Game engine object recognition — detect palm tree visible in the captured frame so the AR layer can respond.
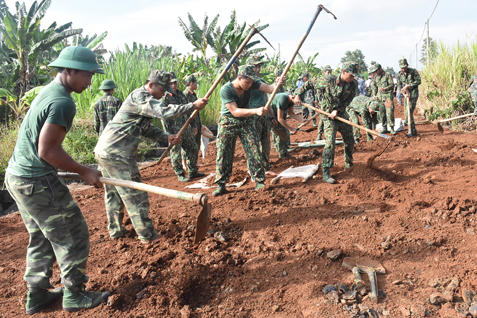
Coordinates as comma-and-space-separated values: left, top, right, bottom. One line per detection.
0, 0, 82, 97
178, 12, 219, 61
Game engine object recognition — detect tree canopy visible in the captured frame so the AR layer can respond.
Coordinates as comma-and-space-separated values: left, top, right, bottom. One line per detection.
340, 49, 367, 75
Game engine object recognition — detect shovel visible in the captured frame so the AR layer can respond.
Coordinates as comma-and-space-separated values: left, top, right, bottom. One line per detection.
402, 92, 412, 135
58, 172, 211, 245
436, 113, 475, 133
301, 102, 392, 168
343, 257, 385, 303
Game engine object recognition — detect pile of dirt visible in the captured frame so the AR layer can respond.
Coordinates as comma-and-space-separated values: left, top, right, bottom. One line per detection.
2, 105, 477, 317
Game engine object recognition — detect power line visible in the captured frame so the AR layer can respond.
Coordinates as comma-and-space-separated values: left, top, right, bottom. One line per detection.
428, 0, 440, 20
279, 31, 421, 47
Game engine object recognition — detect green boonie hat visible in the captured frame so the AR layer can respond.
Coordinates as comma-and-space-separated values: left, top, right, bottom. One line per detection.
148, 70, 174, 94
324, 65, 332, 72
237, 65, 259, 80
246, 55, 264, 66
99, 79, 118, 90
472, 75, 477, 81
368, 64, 380, 74
275, 68, 283, 76
184, 74, 197, 84
302, 72, 310, 78
342, 61, 359, 77
399, 59, 409, 68
49, 46, 104, 74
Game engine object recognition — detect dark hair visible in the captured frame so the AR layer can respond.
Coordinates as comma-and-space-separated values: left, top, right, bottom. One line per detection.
103, 89, 114, 94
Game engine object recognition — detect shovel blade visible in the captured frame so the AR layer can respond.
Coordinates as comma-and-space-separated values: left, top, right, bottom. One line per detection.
194, 203, 211, 245
356, 257, 386, 274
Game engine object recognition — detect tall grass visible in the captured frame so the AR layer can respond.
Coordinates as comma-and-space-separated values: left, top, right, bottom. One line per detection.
419, 38, 477, 122
0, 123, 20, 182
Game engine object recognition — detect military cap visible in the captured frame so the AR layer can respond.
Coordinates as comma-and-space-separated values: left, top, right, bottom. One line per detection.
275, 68, 283, 77
184, 74, 197, 84
148, 70, 174, 94
49, 46, 104, 74
369, 100, 381, 112
472, 75, 477, 81
302, 72, 310, 78
170, 71, 178, 83
237, 65, 258, 80
323, 65, 332, 72
246, 55, 264, 66
399, 59, 409, 68
342, 61, 359, 77
98, 79, 118, 90
368, 64, 380, 74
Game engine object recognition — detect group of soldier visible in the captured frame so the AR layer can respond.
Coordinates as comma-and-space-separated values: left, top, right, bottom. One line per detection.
4, 42, 428, 315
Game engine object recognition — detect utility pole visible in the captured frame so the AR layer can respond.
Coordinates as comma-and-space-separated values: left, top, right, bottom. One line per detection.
416, 43, 418, 69
426, 18, 430, 66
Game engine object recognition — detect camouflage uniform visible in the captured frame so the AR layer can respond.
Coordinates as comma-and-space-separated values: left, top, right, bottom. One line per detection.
270, 93, 294, 158
347, 96, 381, 142
468, 76, 477, 113
397, 59, 421, 136
162, 89, 200, 177
370, 65, 395, 131
315, 70, 358, 170
295, 76, 317, 125
215, 65, 266, 185
184, 86, 201, 147
250, 78, 271, 171
94, 75, 196, 241
93, 93, 123, 135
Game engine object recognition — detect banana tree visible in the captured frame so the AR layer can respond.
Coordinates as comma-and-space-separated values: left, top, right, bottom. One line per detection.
178, 12, 219, 61
0, 0, 82, 97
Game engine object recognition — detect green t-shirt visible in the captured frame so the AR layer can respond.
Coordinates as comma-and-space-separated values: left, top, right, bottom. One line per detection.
270, 93, 293, 119
7, 82, 76, 177
250, 79, 267, 109
220, 79, 262, 117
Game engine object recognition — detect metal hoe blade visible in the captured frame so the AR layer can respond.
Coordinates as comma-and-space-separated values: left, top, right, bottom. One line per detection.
249, 25, 275, 50
194, 202, 211, 245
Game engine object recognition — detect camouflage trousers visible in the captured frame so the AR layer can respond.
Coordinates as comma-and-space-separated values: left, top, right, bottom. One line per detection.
215, 116, 265, 184
378, 98, 395, 130
272, 122, 291, 158
322, 114, 355, 169
348, 109, 375, 141
170, 128, 199, 176
253, 115, 271, 171
5, 172, 90, 292
95, 154, 158, 241
302, 105, 317, 124
404, 96, 419, 135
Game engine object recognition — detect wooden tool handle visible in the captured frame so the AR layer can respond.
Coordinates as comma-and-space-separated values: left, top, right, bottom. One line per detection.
58, 172, 207, 205
297, 112, 320, 129
263, 5, 327, 112
352, 267, 365, 288
301, 103, 391, 139
438, 113, 474, 123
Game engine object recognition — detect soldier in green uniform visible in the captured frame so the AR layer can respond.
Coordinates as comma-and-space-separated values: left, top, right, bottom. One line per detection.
94, 70, 208, 242
470, 75, 477, 113
213, 65, 285, 196
275, 69, 285, 93
162, 73, 204, 182
302, 61, 358, 184
347, 95, 381, 142
296, 72, 317, 127
94, 79, 123, 135
369, 63, 396, 135
396, 58, 421, 136
4, 46, 110, 313
183, 74, 202, 149
247, 55, 277, 174
271, 93, 307, 157
316, 65, 333, 140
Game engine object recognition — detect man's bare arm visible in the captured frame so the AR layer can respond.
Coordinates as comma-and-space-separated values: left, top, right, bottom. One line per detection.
38, 123, 102, 187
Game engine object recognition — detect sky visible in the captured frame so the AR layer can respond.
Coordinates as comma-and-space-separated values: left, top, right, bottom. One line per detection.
5, 0, 477, 73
